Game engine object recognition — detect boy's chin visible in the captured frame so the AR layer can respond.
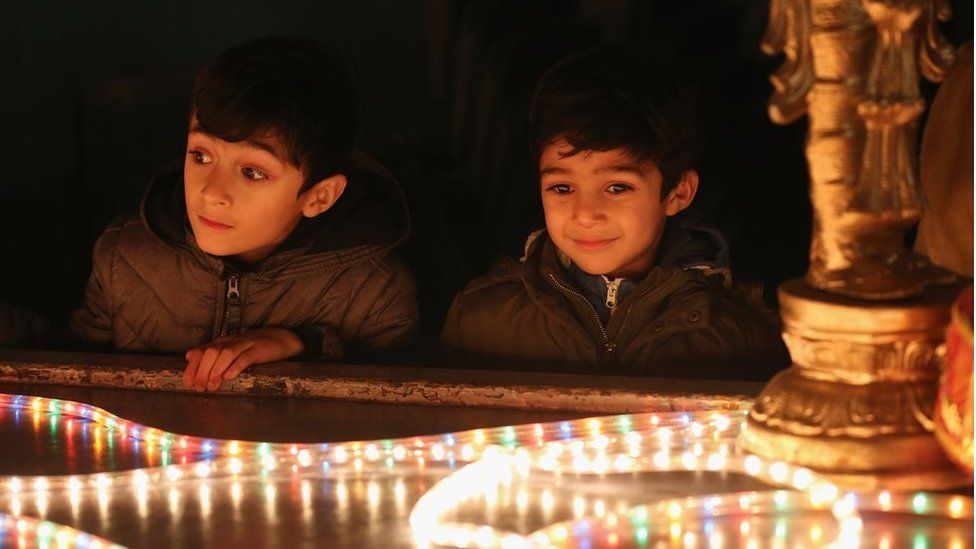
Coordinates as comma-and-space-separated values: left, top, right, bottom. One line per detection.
567, 257, 619, 277
196, 238, 276, 263
199, 247, 235, 259
193, 238, 238, 258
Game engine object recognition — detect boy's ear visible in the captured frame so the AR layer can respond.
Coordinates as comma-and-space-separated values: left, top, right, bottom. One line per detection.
664, 170, 699, 216
300, 174, 347, 218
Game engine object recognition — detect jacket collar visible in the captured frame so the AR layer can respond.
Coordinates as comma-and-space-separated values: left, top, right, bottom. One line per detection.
527, 233, 690, 295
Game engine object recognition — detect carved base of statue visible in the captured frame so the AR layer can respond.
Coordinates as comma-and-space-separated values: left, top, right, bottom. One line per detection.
811, 207, 958, 300
739, 279, 972, 490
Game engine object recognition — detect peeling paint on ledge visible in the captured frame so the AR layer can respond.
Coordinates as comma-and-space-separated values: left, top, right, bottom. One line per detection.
0, 349, 759, 413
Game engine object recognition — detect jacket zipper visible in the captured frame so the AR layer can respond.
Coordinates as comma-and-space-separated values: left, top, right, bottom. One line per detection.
547, 273, 617, 357
548, 270, 666, 363
547, 267, 690, 363
602, 276, 623, 315
219, 274, 242, 337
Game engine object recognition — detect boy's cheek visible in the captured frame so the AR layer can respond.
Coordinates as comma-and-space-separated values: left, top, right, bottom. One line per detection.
542, 206, 567, 233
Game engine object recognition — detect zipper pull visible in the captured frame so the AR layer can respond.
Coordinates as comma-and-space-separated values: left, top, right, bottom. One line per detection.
220, 274, 243, 337
603, 276, 623, 314
226, 275, 240, 303
601, 338, 618, 366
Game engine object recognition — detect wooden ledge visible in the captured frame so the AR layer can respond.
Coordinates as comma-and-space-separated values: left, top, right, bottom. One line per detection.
0, 349, 759, 413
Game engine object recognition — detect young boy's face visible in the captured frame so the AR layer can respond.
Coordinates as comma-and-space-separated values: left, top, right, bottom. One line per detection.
540, 141, 684, 279
183, 123, 308, 264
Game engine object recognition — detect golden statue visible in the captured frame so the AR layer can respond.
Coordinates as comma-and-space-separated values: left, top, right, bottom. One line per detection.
739, 0, 969, 489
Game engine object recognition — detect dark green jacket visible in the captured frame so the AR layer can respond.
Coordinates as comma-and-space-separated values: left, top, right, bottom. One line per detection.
442, 230, 788, 380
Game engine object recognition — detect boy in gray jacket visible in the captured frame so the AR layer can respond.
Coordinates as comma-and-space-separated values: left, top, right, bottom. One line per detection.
71, 38, 418, 391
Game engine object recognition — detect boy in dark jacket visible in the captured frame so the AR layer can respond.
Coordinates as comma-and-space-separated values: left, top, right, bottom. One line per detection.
442, 47, 787, 379
70, 38, 418, 390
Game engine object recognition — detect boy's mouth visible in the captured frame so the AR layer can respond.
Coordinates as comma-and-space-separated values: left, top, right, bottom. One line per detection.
198, 215, 233, 230
572, 238, 617, 251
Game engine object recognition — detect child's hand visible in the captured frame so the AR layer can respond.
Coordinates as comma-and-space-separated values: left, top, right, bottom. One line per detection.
183, 328, 304, 391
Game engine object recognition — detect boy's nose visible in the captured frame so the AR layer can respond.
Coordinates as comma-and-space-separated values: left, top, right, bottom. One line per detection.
200, 171, 232, 205
571, 195, 605, 226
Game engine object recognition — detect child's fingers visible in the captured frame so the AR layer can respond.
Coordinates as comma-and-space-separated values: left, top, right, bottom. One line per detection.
222, 350, 256, 381
183, 350, 203, 388
207, 346, 244, 391
193, 347, 222, 391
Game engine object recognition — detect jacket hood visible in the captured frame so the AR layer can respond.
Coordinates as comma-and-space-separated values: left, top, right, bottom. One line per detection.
656, 212, 730, 272
140, 152, 410, 273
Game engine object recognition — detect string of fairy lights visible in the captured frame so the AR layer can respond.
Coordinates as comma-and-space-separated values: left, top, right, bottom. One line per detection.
0, 513, 123, 549
0, 392, 972, 548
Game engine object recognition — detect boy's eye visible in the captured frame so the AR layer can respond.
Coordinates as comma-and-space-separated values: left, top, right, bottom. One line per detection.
241, 167, 269, 181
188, 150, 213, 164
546, 183, 572, 195
607, 183, 633, 194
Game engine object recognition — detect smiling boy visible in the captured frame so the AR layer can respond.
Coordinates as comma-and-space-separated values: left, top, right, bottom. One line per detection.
70, 38, 418, 390
442, 47, 787, 379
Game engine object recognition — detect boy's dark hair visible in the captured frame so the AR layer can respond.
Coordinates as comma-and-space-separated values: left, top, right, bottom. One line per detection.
191, 37, 360, 192
529, 45, 700, 198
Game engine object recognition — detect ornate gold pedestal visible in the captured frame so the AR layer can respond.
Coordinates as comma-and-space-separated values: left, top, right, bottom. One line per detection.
740, 280, 970, 489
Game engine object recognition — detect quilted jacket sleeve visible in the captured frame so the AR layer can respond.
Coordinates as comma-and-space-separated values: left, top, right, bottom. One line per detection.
295, 255, 419, 361
353, 257, 419, 349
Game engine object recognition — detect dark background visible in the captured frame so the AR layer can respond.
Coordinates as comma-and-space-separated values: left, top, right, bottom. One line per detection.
0, 0, 972, 341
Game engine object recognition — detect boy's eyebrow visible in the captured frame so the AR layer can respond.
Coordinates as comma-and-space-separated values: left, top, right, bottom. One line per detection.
594, 164, 646, 176
242, 137, 284, 160
540, 164, 648, 177
539, 166, 571, 176
187, 124, 284, 161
